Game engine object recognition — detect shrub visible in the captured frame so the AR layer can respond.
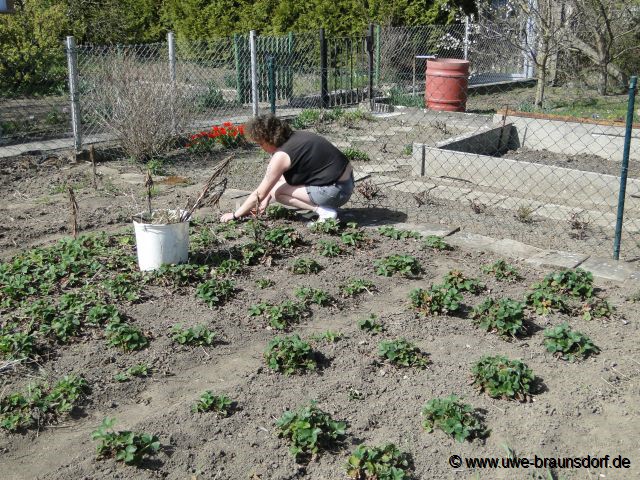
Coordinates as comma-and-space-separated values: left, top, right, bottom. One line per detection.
471, 298, 527, 338
276, 402, 346, 459
378, 339, 429, 368
544, 322, 600, 361
347, 444, 412, 479
421, 395, 488, 442
92, 417, 160, 465
471, 355, 535, 401
264, 334, 317, 374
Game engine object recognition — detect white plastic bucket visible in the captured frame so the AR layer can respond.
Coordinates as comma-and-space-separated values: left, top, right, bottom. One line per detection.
133, 210, 190, 271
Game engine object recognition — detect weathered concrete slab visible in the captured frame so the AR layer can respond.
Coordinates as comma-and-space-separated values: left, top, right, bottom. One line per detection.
534, 204, 616, 229
525, 250, 590, 269
579, 256, 640, 282
354, 164, 399, 174
494, 197, 543, 212
464, 191, 506, 206
429, 185, 472, 202
384, 222, 460, 238
350, 135, 377, 142
390, 181, 437, 194
330, 141, 351, 148
353, 172, 371, 182
435, 123, 514, 155
493, 238, 542, 259
446, 232, 498, 251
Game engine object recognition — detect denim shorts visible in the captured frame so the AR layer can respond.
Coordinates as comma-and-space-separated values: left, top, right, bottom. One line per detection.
306, 174, 355, 209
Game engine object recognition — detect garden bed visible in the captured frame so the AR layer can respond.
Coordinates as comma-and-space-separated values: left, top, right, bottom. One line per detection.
1, 191, 639, 479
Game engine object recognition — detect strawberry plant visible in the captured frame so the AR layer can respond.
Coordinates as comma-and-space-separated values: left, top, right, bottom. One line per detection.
422, 235, 453, 251
256, 278, 274, 289
92, 417, 161, 465
310, 218, 341, 234
340, 227, 368, 248
358, 314, 385, 334
241, 242, 268, 265
346, 444, 412, 480
276, 401, 347, 459
0, 331, 35, 360
378, 226, 421, 240
421, 395, 488, 442
581, 297, 615, 321
442, 270, 484, 294
374, 254, 421, 277
114, 364, 151, 382
266, 204, 296, 220
471, 355, 535, 401
525, 287, 568, 315
105, 320, 148, 352
311, 330, 344, 343
340, 278, 375, 297
1, 375, 89, 432
101, 273, 144, 302
378, 339, 429, 368
482, 260, 522, 282
171, 324, 216, 346
294, 287, 332, 306
264, 334, 317, 375
471, 298, 527, 338
544, 322, 600, 361
196, 278, 235, 307
87, 303, 124, 326
151, 263, 209, 287
213, 259, 244, 277
249, 300, 308, 330
409, 284, 462, 316
290, 258, 322, 274
192, 391, 234, 415
537, 268, 594, 299
317, 239, 343, 257
264, 226, 303, 249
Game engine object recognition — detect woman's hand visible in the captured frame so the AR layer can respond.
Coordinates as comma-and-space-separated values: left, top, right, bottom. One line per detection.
220, 212, 236, 223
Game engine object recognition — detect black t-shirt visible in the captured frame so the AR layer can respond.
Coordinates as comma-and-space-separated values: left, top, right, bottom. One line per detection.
278, 131, 349, 186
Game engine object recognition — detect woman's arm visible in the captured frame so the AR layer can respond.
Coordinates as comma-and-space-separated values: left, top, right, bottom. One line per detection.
220, 152, 290, 222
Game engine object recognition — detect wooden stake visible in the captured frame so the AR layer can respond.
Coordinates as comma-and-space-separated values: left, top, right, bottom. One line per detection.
144, 169, 153, 217
67, 185, 79, 239
90, 145, 97, 189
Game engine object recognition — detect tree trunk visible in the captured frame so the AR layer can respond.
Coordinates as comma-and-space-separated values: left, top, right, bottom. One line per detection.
535, 50, 549, 107
598, 64, 608, 95
566, 35, 627, 86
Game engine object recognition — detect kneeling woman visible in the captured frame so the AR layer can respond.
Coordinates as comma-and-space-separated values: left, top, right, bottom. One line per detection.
220, 114, 354, 223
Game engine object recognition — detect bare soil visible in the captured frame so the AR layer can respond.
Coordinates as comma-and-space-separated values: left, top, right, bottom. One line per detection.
1, 146, 639, 480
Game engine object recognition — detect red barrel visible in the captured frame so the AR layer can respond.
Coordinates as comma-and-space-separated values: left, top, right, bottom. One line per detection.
425, 58, 470, 112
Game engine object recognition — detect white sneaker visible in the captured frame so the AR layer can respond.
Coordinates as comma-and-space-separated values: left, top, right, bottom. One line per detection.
316, 206, 338, 221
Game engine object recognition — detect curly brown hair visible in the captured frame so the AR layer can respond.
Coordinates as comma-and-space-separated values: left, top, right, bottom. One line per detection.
245, 114, 292, 147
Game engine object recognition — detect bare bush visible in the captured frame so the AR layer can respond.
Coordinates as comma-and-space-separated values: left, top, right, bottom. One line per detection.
84, 50, 191, 162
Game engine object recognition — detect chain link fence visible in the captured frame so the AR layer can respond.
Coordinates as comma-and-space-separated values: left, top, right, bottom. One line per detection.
1, 21, 638, 259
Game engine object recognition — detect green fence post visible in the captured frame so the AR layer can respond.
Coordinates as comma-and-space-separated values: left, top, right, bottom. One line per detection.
375, 24, 381, 87
267, 55, 276, 114
613, 75, 637, 260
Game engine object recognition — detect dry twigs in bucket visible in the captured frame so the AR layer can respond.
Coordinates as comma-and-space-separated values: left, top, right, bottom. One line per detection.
179, 154, 233, 222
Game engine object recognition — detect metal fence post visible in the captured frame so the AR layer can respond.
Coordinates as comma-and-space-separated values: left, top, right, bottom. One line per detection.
367, 23, 374, 110
320, 28, 329, 109
613, 75, 637, 260
66, 36, 82, 153
375, 24, 381, 87
250, 30, 259, 116
464, 16, 470, 61
167, 31, 177, 134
